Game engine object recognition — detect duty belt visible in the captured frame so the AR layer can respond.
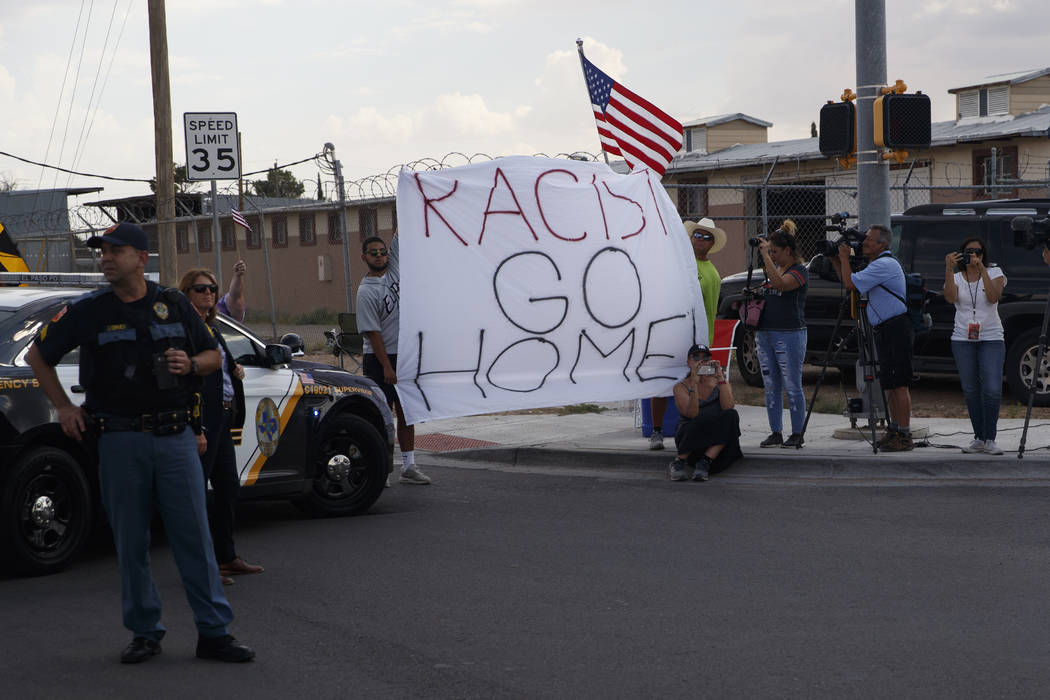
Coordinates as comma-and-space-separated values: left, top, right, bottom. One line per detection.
96, 409, 191, 435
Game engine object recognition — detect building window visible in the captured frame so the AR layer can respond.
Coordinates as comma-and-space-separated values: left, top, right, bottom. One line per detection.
958, 86, 1009, 119
328, 212, 342, 244
684, 127, 706, 154
245, 217, 261, 249
197, 222, 212, 252
176, 224, 189, 254
359, 207, 377, 243
221, 221, 236, 250
676, 177, 708, 218
272, 215, 288, 248
299, 214, 316, 246
972, 146, 1018, 198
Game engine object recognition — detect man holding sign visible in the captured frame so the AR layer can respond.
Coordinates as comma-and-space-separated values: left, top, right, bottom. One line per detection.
393, 156, 707, 425
358, 234, 432, 485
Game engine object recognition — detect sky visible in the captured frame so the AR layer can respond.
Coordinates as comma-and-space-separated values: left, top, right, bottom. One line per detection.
1, 0, 1049, 205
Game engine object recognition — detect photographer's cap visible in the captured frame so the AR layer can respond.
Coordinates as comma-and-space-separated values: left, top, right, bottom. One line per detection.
687, 343, 711, 358
86, 222, 148, 251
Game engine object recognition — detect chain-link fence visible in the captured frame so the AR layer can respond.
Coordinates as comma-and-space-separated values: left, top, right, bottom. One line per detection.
666, 179, 1050, 263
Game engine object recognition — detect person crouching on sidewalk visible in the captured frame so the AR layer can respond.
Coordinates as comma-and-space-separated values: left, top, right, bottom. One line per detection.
667, 344, 743, 482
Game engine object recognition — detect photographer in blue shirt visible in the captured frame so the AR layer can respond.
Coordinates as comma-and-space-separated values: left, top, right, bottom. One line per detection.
830, 224, 914, 451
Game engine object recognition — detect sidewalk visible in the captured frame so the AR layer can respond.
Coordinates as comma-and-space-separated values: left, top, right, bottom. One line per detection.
413, 404, 1050, 481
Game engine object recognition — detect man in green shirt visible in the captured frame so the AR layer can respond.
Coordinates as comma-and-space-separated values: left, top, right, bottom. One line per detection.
648, 217, 726, 450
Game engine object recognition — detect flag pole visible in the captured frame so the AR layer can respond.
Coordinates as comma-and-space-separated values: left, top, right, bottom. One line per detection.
576, 38, 610, 165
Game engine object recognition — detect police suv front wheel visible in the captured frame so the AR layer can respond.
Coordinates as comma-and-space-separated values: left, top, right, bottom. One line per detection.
298, 414, 388, 516
0, 447, 92, 576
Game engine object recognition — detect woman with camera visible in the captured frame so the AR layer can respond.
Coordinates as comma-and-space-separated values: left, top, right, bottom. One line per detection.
943, 237, 1007, 455
754, 220, 808, 449
668, 344, 742, 482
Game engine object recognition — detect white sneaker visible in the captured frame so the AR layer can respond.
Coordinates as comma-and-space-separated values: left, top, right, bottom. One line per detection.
649, 430, 664, 451
983, 440, 1004, 455
962, 439, 985, 454
399, 467, 432, 485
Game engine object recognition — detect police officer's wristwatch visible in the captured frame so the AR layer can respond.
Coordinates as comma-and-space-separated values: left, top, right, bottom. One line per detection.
189, 358, 199, 375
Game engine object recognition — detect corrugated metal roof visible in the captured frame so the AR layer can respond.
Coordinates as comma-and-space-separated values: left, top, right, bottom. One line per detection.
664, 106, 1050, 174
948, 67, 1050, 93
681, 113, 773, 129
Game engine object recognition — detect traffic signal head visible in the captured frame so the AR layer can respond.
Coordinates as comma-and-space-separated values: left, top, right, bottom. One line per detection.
819, 101, 856, 158
874, 93, 931, 149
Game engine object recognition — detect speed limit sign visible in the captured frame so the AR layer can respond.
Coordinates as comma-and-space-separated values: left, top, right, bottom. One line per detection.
183, 112, 240, 180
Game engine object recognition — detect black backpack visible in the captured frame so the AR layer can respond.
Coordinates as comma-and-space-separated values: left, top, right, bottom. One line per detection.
878, 258, 932, 335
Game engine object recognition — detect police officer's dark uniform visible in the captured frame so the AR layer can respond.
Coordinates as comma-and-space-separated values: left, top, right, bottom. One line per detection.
27, 223, 254, 664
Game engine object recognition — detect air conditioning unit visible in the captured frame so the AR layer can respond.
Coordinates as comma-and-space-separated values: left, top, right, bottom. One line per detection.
317, 254, 332, 281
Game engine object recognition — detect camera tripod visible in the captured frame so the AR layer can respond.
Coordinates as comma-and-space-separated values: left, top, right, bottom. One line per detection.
799, 287, 890, 454
1017, 280, 1050, 459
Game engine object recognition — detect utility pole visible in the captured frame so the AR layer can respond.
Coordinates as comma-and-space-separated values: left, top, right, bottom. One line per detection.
324, 143, 354, 313
148, 0, 176, 285
855, 0, 891, 231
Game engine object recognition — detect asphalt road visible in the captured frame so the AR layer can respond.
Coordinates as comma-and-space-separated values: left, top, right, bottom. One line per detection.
3, 460, 1050, 699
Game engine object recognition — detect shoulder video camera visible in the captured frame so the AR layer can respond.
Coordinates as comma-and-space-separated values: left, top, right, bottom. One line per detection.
1011, 215, 1050, 251
815, 212, 864, 257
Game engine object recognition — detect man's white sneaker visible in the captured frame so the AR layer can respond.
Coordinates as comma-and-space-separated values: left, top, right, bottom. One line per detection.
962, 439, 985, 454
983, 440, 1004, 455
649, 430, 664, 451
399, 467, 432, 485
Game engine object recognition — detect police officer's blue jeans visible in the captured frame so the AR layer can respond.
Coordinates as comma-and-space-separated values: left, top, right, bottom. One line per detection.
951, 339, 1005, 441
97, 428, 233, 641
755, 328, 807, 435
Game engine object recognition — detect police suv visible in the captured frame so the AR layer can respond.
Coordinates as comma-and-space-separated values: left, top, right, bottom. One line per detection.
0, 272, 394, 576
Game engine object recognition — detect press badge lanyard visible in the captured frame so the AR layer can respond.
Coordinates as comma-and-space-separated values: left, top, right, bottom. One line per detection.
966, 273, 981, 340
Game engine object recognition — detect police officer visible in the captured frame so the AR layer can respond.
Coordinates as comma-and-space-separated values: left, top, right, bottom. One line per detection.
26, 223, 255, 664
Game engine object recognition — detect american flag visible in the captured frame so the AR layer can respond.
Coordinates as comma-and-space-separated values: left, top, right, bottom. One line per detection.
580, 55, 683, 176
231, 208, 252, 232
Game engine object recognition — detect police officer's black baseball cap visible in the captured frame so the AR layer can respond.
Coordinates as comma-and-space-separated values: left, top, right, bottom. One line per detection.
86, 222, 148, 250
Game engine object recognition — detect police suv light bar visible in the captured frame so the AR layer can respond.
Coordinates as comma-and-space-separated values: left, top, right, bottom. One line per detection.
0, 272, 108, 286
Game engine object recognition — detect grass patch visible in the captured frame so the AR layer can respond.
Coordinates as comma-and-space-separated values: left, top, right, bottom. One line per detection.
557, 403, 608, 416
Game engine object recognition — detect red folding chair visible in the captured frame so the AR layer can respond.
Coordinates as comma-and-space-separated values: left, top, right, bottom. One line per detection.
709, 319, 739, 370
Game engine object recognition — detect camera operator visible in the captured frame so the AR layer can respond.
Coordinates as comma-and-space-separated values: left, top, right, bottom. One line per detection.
829, 224, 914, 451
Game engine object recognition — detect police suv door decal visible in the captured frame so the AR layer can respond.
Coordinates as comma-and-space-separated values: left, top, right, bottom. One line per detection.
237, 368, 303, 485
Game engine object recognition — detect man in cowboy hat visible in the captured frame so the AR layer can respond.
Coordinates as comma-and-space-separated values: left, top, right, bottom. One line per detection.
649, 217, 727, 451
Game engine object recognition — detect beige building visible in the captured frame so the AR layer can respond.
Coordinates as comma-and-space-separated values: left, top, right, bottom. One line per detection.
664, 68, 1050, 275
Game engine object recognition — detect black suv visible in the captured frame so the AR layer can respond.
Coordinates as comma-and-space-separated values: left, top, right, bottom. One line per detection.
718, 199, 1050, 405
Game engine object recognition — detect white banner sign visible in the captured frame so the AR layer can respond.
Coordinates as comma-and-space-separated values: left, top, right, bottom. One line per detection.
395, 156, 706, 424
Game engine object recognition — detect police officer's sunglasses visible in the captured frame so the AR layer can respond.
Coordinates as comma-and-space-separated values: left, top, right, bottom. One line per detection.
190, 284, 219, 294
366, 248, 389, 257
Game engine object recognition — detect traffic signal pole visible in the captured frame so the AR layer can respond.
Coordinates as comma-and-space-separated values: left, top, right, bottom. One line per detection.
855, 0, 891, 231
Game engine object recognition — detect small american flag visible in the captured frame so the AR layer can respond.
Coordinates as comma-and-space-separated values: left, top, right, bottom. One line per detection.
231, 209, 252, 232
580, 54, 683, 176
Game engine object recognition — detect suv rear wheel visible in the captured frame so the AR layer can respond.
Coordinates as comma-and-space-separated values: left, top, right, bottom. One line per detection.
735, 327, 763, 387
1005, 329, 1050, 406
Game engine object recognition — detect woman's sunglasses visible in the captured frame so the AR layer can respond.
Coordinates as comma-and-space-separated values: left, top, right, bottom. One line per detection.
190, 283, 218, 294
963, 248, 984, 256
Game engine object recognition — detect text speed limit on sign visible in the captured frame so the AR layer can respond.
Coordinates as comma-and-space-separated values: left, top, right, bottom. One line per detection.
183, 112, 240, 180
